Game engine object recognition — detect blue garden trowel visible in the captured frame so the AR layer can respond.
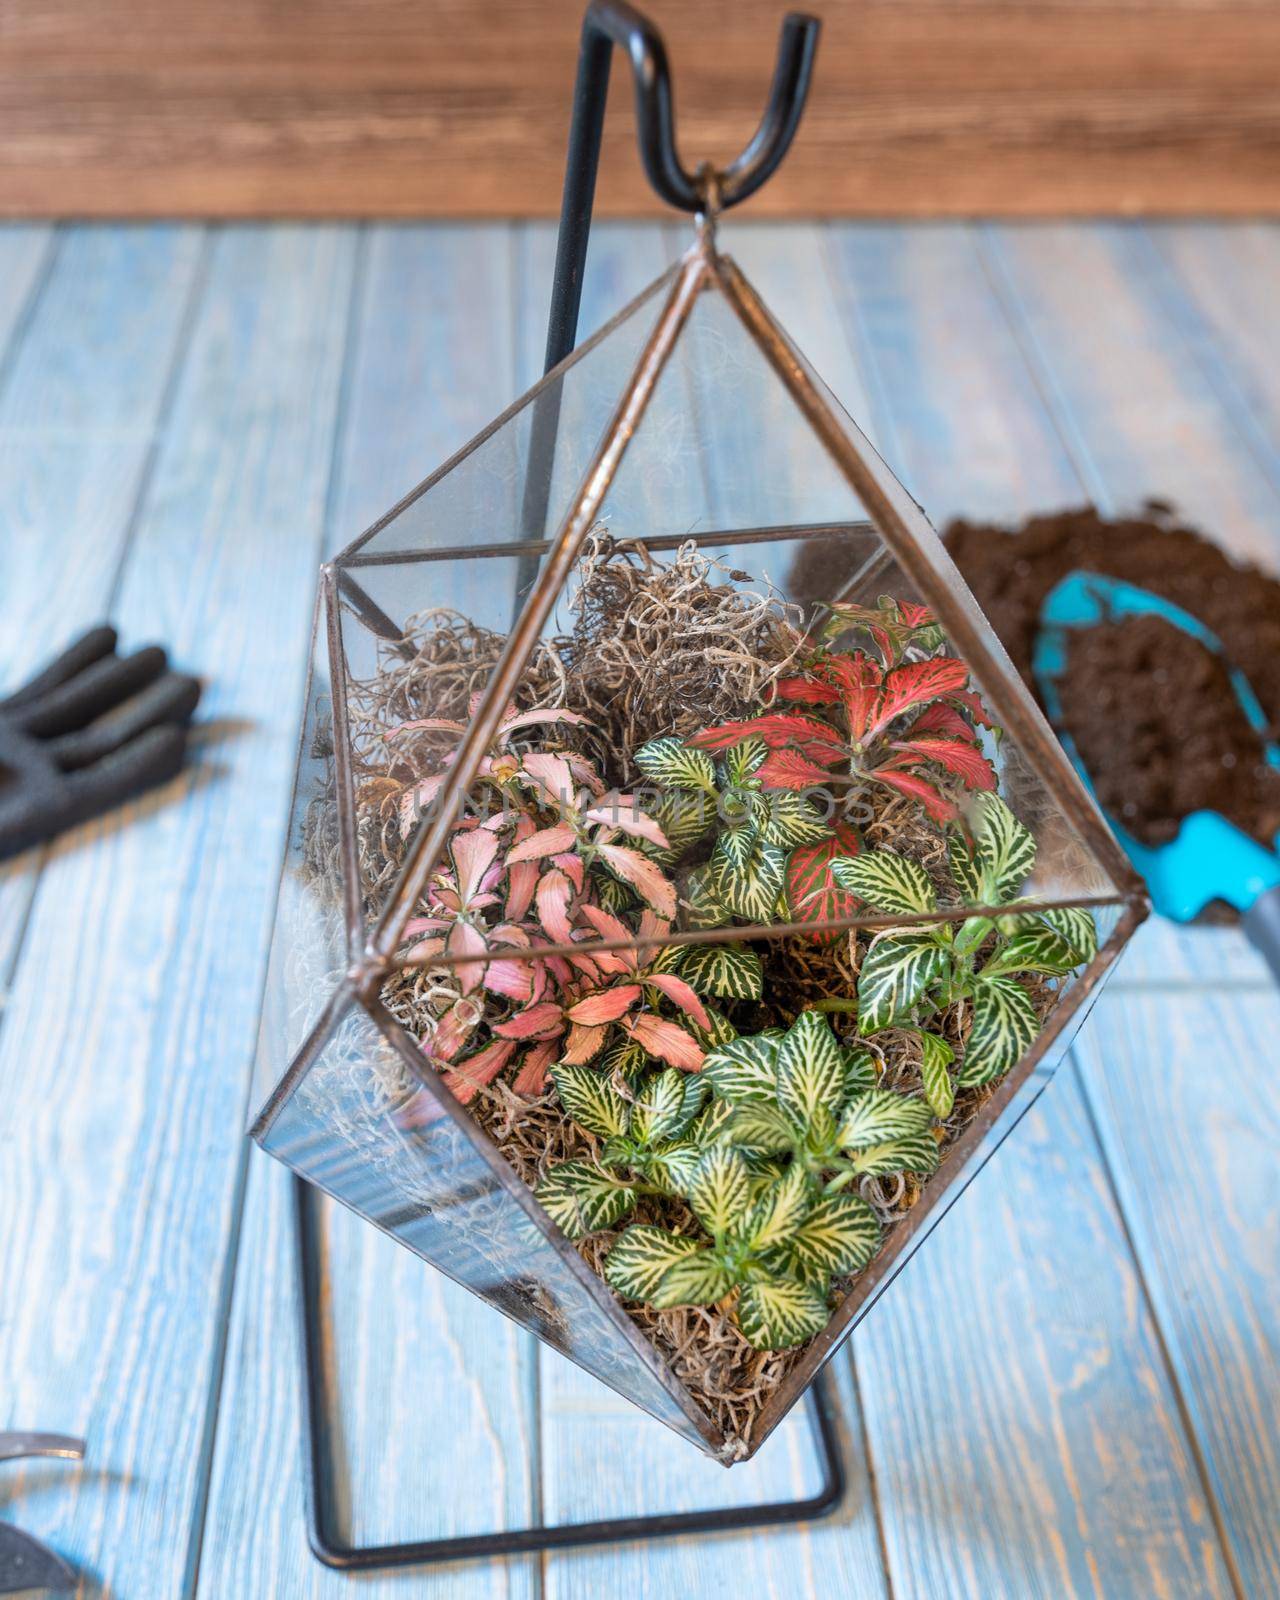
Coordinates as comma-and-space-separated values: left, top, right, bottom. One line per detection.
1032, 571, 1280, 986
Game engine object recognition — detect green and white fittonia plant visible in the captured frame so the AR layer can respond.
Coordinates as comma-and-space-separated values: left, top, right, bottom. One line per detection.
829, 792, 1097, 1116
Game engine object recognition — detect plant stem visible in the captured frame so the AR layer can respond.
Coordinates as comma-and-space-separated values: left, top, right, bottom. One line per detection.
811, 997, 859, 1015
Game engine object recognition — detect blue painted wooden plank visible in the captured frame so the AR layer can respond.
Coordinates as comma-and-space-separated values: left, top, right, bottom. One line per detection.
196, 224, 540, 1600
1075, 990, 1280, 1598
0, 225, 355, 1600
0, 224, 204, 997
825, 221, 1264, 989
854, 1064, 1236, 1599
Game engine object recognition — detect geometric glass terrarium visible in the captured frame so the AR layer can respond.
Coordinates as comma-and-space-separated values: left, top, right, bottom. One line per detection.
249, 228, 1148, 1464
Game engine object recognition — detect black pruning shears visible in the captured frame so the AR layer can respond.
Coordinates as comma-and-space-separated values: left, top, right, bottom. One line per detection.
0, 1434, 85, 1593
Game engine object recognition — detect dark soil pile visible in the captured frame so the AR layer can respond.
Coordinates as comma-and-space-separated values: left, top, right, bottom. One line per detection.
946, 501, 1280, 849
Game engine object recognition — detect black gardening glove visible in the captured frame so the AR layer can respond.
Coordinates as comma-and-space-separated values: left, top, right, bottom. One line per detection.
0, 626, 201, 861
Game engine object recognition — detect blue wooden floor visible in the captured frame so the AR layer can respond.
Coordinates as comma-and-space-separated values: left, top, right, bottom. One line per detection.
0, 220, 1277, 1600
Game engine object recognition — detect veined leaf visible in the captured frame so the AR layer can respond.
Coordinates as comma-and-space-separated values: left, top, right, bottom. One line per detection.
841, 1044, 878, 1096
947, 828, 985, 904
689, 1096, 737, 1147
918, 1030, 956, 1119
715, 822, 757, 875
983, 927, 1078, 977
689, 1005, 739, 1049
683, 864, 731, 930
650, 790, 715, 859
737, 1166, 811, 1252
707, 837, 788, 924
630, 1069, 691, 1145
830, 850, 936, 915
650, 1251, 737, 1309
700, 1033, 782, 1105
688, 711, 845, 758
535, 1162, 636, 1239
550, 1063, 629, 1139
889, 734, 996, 791
972, 793, 1036, 901
775, 1011, 847, 1130
605, 1226, 703, 1302
837, 1088, 934, 1149
675, 941, 764, 1001
736, 1275, 830, 1350
595, 873, 636, 915
596, 1036, 650, 1084
845, 1130, 941, 1178
720, 736, 769, 787
857, 928, 949, 1033
757, 791, 831, 850
727, 1102, 797, 1155
1040, 905, 1098, 963
784, 822, 863, 943
757, 747, 839, 790
960, 975, 1039, 1084
634, 735, 717, 791
686, 1145, 753, 1237
781, 1193, 881, 1283
869, 657, 971, 738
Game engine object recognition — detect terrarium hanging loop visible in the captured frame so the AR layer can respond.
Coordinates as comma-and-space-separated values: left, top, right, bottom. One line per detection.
694, 160, 725, 248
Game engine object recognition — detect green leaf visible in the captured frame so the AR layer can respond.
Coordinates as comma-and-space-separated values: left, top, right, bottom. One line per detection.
650, 790, 715, 859
535, 1162, 636, 1239
649, 1251, 737, 1308
1040, 905, 1098, 963
700, 1033, 782, 1105
737, 1165, 811, 1252
686, 1145, 753, 1236
736, 1275, 830, 1350
831, 850, 937, 915
972, 793, 1036, 902
857, 929, 949, 1033
605, 1226, 704, 1302
758, 791, 831, 850
683, 864, 732, 930
918, 1030, 956, 1118
841, 1043, 878, 1097
715, 822, 757, 874
727, 1102, 797, 1155
983, 927, 1078, 978
630, 1069, 692, 1145
647, 1143, 704, 1193
550, 1063, 629, 1140
596, 1036, 651, 1084
708, 836, 788, 924
634, 736, 717, 792
676, 942, 764, 1000
595, 873, 636, 914
845, 1130, 941, 1178
720, 737, 769, 786
781, 1193, 881, 1283
775, 1011, 847, 1130
838, 1088, 934, 1149
688, 1096, 737, 1147
960, 975, 1039, 1084
947, 829, 986, 903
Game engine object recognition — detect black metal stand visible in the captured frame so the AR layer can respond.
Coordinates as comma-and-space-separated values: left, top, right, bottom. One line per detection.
293, 1178, 846, 1571
291, 3, 841, 1571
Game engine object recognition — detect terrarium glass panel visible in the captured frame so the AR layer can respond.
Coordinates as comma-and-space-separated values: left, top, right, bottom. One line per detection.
251, 240, 1145, 1464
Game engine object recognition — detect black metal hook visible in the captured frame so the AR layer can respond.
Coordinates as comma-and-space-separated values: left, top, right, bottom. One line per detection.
544, 1, 820, 371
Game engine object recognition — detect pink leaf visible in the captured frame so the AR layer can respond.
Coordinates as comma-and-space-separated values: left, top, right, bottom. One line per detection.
483, 958, 536, 1001
644, 973, 711, 1030
520, 751, 578, 807
451, 827, 501, 905
446, 918, 489, 993
513, 1039, 558, 1096
429, 999, 483, 1063
562, 1021, 609, 1064
399, 772, 449, 839
784, 821, 864, 943
585, 799, 668, 850
443, 1038, 518, 1104
497, 707, 591, 743
508, 822, 578, 864
385, 717, 465, 741
405, 936, 446, 962
577, 902, 635, 948
536, 868, 575, 942
623, 1013, 705, 1072
404, 915, 449, 937
551, 852, 585, 892
567, 984, 643, 1025
494, 1002, 565, 1041
596, 843, 677, 919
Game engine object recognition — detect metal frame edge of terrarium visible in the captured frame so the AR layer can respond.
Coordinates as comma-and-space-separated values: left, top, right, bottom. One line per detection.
254, 230, 1150, 1465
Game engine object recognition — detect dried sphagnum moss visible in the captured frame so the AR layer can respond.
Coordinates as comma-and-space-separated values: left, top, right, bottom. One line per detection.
324, 533, 1053, 1452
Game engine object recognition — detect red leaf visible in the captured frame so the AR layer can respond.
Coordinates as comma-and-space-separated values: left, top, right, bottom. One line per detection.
888, 736, 997, 791
897, 600, 935, 628
596, 843, 677, 919
873, 768, 960, 823
946, 687, 998, 730
622, 1013, 705, 1071
687, 712, 845, 756
869, 657, 971, 737
756, 747, 840, 790
773, 673, 842, 706
567, 984, 643, 1024
906, 702, 977, 742
784, 822, 863, 943
815, 651, 883, 742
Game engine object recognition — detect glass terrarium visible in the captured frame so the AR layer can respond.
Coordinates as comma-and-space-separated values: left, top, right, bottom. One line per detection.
249, 232, 1148, 1464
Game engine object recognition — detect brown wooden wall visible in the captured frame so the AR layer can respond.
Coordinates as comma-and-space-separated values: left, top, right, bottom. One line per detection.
3, 0, 1279, 217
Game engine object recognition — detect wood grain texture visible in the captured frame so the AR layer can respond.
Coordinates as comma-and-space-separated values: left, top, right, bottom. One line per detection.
197, 222, 543, 1595
1075, 991, 1280, 1598
854, 1065, 1236, 1599
2, 2, 1279, 217
824, 219, 1271, 987
0, 225, 355, 1599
